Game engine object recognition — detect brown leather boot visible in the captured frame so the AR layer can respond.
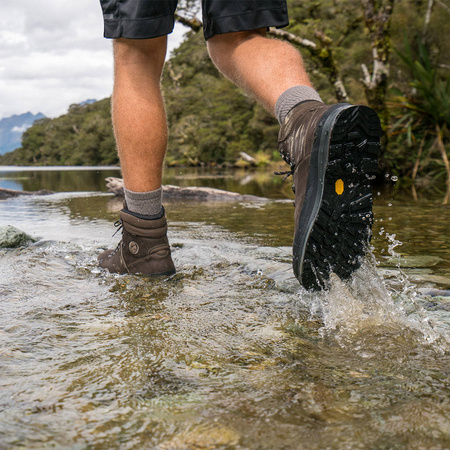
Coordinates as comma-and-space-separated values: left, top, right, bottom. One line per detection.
278, 101, 381, 290
98, 208, 176, 276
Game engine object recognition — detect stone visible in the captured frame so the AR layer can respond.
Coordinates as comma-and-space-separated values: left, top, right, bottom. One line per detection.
380, 255, 444, 268
159, 424, 240, 449
407, 273, 450, 288
0, 226, 36, 248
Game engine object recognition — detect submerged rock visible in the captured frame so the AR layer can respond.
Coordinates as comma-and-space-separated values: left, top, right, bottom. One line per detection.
407, 272, 450, 288
417, 288, 450, 298
159, 424, 240, 449
0, 226, 36, 248
380, 255, 444, 268
0, 187, 54, 199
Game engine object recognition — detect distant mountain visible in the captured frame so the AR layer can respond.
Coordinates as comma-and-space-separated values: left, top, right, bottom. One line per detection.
0, 112, 46, 155
79, 99, 97, 106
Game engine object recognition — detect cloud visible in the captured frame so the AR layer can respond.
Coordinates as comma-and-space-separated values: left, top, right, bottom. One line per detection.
0, 0, 187, 120
12, 125, 29, 133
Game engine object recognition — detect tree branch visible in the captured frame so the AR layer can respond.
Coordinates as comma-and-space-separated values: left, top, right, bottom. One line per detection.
435, 124, 450, 204
267, 28, 317, 50
437, 0, 450, 13
174, 13, 202, 32
360, 0, 395, 138
360, 63, 371, 87
424, 0, 435, 33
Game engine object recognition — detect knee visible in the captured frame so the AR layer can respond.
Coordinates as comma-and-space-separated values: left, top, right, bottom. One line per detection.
113, 36, 167, 70
207, 28, 266, 64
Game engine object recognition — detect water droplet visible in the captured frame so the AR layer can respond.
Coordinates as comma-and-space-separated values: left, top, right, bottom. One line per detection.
391, 175, 398, 182
386, 232, 403, 258
385, 173, 390, 178
388, 217, 392, 220
377, 191, 381, 196
388, 203, 392, 207
379, 218, 383, 222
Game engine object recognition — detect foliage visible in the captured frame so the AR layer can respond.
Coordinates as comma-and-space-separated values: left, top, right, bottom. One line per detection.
286, 0, 370, 103
392, 37, 450, 203
393, 36, 450, 130
0, 99, 116, 166
389, 36, 450, 198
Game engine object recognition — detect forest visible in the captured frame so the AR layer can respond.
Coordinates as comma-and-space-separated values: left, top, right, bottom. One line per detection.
1, 0, 449, 193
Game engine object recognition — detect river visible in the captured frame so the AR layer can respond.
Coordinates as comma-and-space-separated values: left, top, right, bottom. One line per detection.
1, 166, 449, 448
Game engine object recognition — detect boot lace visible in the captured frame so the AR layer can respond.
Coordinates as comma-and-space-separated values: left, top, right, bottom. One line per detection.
109, 220, 124, 256
274, 168, 294, 181
275, 140, 295, 180
112, 219, 123, 237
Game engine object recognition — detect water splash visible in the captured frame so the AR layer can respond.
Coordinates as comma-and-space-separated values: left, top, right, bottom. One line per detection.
295, 243, 449, 352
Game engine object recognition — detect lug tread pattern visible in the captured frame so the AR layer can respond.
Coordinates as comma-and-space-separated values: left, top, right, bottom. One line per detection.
300, 106, 381, 290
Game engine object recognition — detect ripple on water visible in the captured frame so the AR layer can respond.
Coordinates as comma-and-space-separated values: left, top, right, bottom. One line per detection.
0, 195, 449, 448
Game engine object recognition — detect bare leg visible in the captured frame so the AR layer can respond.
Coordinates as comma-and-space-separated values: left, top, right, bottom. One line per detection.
99, 37, 176, 275
112, 37, 167, 192
207, 29, 313, 116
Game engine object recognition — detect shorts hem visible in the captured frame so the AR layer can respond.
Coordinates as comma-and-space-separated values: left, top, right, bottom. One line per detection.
103, 15, 175, 39
203, 7, 289, 40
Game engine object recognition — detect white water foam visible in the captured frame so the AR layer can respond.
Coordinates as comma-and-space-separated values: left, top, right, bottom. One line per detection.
295, 236, 449, 351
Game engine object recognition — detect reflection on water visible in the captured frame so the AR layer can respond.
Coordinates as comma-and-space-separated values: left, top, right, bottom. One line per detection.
0, 166, 295, 198
0, 166, 122, 193
0, 167, 449, 448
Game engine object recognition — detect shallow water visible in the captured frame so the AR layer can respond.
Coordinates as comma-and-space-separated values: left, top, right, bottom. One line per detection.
1, 167, 449, 449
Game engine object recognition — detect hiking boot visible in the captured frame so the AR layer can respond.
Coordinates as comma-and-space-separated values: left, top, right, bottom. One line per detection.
277, 101, 381, 290
98, 207, 176, 276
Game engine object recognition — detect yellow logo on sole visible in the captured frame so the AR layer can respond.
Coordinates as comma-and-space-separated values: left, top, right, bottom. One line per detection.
335, 179, 344, 195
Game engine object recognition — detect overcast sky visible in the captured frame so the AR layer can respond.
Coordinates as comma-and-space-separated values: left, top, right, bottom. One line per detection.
0, 0, 187, 120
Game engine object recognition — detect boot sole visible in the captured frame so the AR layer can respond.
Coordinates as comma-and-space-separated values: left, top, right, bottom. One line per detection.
293, 104, 381, 290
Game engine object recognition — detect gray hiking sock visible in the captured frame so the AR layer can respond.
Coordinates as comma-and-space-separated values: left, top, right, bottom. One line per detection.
275, 86, 323, 124
124, 187, 163, 217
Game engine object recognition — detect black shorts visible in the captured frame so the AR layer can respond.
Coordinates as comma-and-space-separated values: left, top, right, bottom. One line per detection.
100, 0, 289, 40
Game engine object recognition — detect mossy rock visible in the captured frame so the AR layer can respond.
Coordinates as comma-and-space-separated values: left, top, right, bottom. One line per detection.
0, 226, 36, 248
